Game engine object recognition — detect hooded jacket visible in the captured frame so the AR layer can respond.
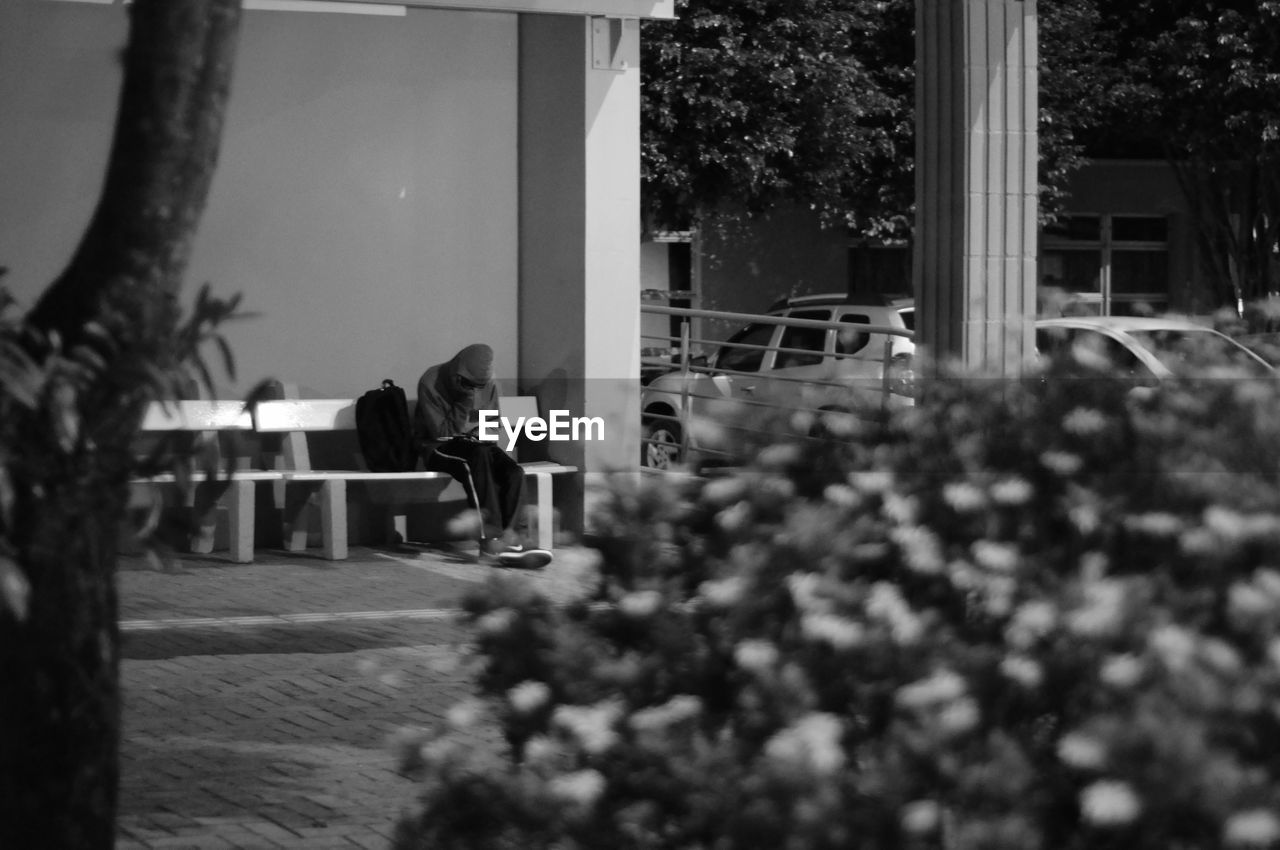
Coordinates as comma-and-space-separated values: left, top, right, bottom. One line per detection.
414, 344, 501, 457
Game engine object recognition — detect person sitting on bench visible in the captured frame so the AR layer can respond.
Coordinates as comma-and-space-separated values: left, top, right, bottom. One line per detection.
413, 343, 552, 569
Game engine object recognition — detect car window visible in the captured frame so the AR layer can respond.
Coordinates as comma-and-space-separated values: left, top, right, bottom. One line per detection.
775, 309, 830, 369
1127, 329, 1274, 377
898, 308, 914, 332
717, 323, 776, 373
836, 315, 871, 355
1038, 327, 1150, 377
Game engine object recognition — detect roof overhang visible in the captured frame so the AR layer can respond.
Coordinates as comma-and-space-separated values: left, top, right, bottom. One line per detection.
383, 0, 674, 17
46, 0, 676, 20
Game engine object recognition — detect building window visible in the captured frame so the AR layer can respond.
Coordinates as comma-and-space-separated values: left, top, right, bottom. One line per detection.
1040, 215, 1170, 315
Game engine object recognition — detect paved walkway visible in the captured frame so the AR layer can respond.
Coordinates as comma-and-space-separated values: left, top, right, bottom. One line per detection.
116, 543, 597, 849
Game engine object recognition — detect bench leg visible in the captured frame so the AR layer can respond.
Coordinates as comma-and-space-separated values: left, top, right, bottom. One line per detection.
282, 482, 315, 553
225, 479, 254, 564
384, 511, 408, 545
186, 483, 217, 555
188, 479, 255, 563
319, 479, 347, 560
527, 471, 554, 551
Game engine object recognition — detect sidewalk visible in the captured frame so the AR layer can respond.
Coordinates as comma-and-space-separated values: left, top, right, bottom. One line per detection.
117, 543, 595, 849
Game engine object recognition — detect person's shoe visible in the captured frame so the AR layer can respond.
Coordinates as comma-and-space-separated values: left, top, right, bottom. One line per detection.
494, 544, 552, 570
479, 537, 507, 558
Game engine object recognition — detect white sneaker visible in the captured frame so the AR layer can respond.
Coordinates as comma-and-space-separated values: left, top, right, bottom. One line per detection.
495, 544, 552, 570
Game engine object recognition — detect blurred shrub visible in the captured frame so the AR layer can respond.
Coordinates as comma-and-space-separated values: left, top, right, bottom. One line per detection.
392, 350, 1280, 850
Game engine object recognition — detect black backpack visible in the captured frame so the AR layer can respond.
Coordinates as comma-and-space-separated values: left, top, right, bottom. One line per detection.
355, 379, 417, 472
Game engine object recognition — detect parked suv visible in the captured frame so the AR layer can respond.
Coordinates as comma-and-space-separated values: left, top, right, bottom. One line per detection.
641, 295, 915, 468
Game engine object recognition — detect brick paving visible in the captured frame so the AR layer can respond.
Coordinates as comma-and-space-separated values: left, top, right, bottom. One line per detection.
116, 543, 598, 849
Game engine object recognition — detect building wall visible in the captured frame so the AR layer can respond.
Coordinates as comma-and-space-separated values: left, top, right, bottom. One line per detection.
1055, 159, 1207, 312
0, 1, 520, 399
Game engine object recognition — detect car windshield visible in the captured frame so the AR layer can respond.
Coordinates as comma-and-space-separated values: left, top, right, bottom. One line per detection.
1126, 329, 1273, 377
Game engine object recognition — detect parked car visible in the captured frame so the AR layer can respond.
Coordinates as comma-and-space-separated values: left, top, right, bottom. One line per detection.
1035, 316, 1275, 381
641, 295, 915, 468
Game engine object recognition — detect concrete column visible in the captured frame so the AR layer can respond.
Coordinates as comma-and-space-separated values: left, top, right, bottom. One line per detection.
913, 0, 1038, 375
518, 14, 642, 495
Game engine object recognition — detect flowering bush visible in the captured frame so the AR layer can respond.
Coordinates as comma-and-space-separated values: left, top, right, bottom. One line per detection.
392, 352, 1280, 850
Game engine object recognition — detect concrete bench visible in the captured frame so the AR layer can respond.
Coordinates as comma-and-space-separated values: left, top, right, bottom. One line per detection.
132, 400, 283, 563
253, 395, 577, 560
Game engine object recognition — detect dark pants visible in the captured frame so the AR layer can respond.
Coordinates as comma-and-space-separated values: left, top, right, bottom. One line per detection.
426, 438, 524, 540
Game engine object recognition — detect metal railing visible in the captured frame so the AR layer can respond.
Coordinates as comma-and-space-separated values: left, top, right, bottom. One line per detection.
640, 303, 916, 469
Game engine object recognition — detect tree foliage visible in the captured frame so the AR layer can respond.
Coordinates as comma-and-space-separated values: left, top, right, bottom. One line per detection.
1090, 0, 1280, 305
641, 0, 1125, 235
641, 0, 914, 235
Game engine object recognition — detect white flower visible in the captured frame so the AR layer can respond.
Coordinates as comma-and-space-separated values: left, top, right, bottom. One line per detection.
734, 639, 780, 674
896, 669, 967, 711
619, 589, 664, 618
717, 501, 752, 532
764, 713, 845, 776
1006, 600, 1058, 649
936, 697, 981, 736
800, 612, 865, 650
523, 734, 561, 768
759, 443, 803, 469
1229, 581, 1273, 625
1149, 625, 1196, 672
555, 547, 603, 600
787, 572, 827, 614
552, 702, 622, 755
866, 581, 924, 644
900, 800, 942, 835
1205, 506, 1249, 542
548, 768, 607, 810
1099, 654, 1144, 689
1063, 407, 1108, 436
1256, 569, 1280, 598
446, 699, 487, 730
943, 481, 987, 513
629, 695, 702, 734
972, 540, 1020, 573
1057, 731, 1108, 770
703, 476, 748, 506
990, 477, 1033, 506
823, 483, 862, 509
1201, 638, 1242, 675
1041, 450, 1083, 476
1070, 504, 1101, 535
419, 736, 464, 767
849, 470, 894, 494
1125, 512, 1183, 537
999, 655, 1043, 689
1223, 809, 1280, 848
508, 680, 551, 714
476, 607, 518, 637
1067, 580, 1127, 638
1079, 780, 1141, 827
698, 576, 746, 608
891, 526, 945, 575
882, 493, 920, 524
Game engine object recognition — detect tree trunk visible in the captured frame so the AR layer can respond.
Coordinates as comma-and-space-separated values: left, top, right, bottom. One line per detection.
0, 1, 241, 847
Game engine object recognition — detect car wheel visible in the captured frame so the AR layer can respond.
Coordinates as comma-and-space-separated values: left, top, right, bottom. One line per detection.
642, 416, 683, 469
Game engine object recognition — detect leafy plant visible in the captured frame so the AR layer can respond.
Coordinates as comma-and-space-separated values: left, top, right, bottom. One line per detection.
393, 348, 1280, 850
